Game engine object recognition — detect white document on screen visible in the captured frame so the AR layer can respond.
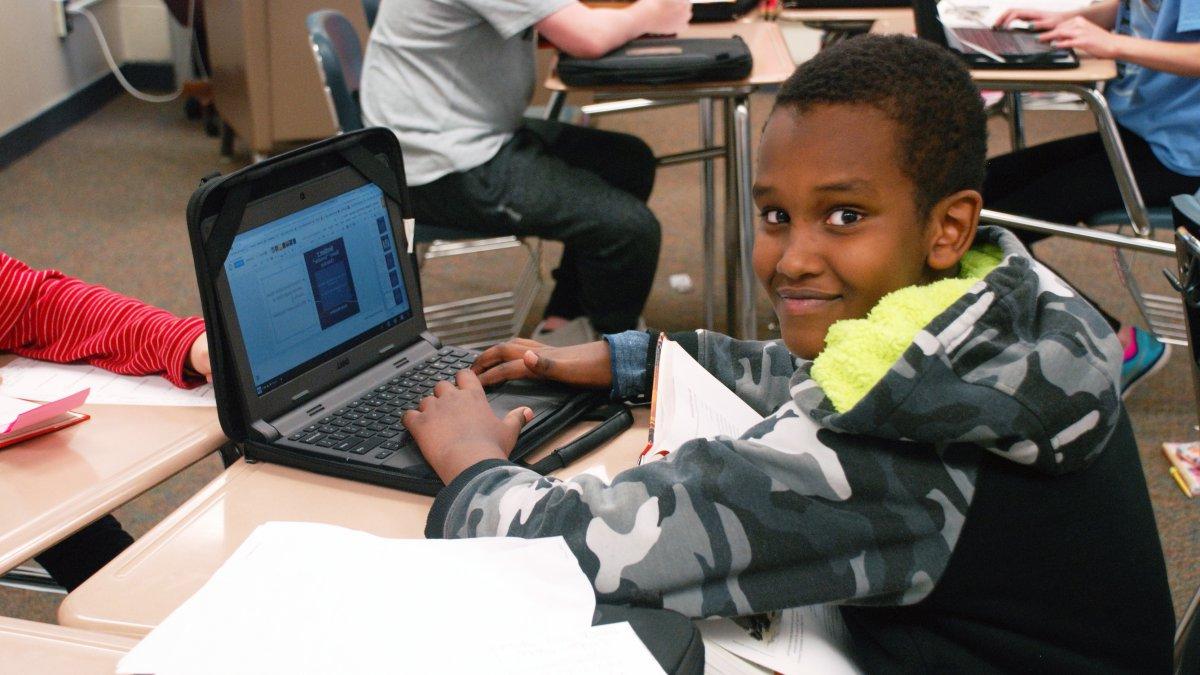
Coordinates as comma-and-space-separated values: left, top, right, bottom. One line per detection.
117, 522, 664, 675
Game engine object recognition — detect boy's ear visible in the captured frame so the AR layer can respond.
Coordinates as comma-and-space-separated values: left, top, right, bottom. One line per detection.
925, 189, 982, 272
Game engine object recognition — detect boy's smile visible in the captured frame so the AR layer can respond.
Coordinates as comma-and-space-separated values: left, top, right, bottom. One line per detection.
752, 104, 947, 360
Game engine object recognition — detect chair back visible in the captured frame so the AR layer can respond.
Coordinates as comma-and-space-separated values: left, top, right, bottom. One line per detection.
361, 0, 381, 28
305, 10, 365, 133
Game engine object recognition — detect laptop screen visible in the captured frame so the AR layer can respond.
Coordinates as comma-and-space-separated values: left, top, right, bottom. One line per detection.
224, 182, 413, 396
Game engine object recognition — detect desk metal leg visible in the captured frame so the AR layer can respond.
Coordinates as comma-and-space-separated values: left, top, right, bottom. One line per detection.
700, 98, 716, 331
544, 90, 567, 121
1073, 86, 1151, 236
1006, 92, 1025, 151
732, 95, 757, 340
723, 98, 740, 335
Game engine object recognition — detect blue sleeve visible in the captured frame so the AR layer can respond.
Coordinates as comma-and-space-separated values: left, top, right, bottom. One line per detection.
1178, 0, 1200, 32
602, 330, 651, 402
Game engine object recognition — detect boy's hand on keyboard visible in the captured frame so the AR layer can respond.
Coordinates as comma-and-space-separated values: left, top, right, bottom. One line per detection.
473, 339, 612, 389
993, 8, 1069, 31
404, 369, 534, 483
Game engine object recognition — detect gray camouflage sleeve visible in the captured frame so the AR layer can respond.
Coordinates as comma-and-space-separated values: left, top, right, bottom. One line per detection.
686, 330, 803, 416
426, 407, 981, 618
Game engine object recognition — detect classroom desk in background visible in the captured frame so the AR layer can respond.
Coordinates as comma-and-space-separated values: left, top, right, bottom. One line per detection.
0, 617, 134, 675
545, 21, 795, 340
0, 356, 225, 579
57, 408, 652, 637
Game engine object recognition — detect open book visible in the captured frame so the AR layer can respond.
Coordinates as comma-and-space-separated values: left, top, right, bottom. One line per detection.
641, 335, 764, 464
0, 388, 89, 449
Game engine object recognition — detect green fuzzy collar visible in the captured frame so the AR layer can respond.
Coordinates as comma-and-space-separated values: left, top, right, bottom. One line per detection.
810, 245, 1003, 413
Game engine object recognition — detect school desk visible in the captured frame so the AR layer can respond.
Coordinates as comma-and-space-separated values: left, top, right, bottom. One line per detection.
0, 617, 134, 675
57, 408, 652, 637
544, 21, 795, 340
0, 356, 225, 583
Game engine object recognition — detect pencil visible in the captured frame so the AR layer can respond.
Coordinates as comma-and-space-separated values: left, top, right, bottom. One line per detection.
1169, 466, 1193, 498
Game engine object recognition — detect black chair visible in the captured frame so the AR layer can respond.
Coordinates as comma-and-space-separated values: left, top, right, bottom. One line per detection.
1168, 189, 1200, 675
305, 9, 543, 349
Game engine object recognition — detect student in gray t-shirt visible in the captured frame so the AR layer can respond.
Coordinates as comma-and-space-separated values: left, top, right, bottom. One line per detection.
361, 0, 690, 335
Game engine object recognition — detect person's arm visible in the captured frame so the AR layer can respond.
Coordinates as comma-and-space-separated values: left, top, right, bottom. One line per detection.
1040, 24, 1200, 75
995, 0, 1119, 31
0, 252, 208, 388
417, 378, 980, 616
536, 0, 691, 59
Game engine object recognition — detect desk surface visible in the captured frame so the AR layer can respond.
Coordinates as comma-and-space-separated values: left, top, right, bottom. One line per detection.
0, 617, 134, 674
863, 10, 1117, 82
544, 21, 796, 92
0, 363, 225, 575
58, 408, 651, 637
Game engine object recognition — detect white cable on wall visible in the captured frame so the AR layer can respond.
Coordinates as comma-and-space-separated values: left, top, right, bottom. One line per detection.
61, 0, 199, 104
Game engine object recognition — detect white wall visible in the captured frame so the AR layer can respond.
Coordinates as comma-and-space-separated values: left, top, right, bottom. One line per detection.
0, 0, 174, 137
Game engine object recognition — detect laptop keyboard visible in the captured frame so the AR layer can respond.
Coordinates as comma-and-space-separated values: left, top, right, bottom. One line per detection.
285, 347, 476, 462
954, 28, 1056, 56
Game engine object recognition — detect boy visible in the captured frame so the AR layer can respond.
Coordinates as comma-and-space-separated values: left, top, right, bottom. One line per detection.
404, 36, 1174, 670
1, 251, 211, 590
361, 0, 690, 338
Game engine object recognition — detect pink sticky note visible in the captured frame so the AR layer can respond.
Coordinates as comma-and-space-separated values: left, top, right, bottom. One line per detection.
2, 388, 90, 434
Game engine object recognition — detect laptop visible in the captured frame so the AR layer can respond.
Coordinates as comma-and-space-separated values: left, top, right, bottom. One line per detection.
190, 131, 607, 493
912, 0, 1078, 69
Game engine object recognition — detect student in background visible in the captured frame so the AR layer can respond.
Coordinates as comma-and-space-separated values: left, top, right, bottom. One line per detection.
403, 36, 1174, 669
360, 0, 690, 342
0, 251, 211, 590
986, 0, 1200, 395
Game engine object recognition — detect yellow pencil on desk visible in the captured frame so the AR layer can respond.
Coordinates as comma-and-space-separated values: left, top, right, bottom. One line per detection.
1169, 467, 1193, 497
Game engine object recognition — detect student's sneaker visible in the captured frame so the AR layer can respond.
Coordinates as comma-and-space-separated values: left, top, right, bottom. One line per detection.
1120, 327, 1170, 399
531, 317, 598, 347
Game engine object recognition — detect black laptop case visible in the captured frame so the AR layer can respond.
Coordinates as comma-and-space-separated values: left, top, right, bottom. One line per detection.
186, 128, 629, 495
557, 36, 753, 86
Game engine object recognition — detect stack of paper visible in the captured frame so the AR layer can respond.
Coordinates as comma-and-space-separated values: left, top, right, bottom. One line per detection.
698, 605, 861, 675
117, 523, 665, 675
642, 337, 764, 463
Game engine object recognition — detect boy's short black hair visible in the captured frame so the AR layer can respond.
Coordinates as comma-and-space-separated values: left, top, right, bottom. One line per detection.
774, 34, 987, 217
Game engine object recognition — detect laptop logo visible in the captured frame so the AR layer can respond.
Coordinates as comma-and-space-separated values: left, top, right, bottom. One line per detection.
336, 357, 350, 370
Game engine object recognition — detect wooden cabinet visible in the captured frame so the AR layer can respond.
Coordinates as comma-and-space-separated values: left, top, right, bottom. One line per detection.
204, 0, 369, 157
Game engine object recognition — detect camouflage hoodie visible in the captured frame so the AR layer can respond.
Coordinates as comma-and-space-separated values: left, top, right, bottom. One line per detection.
425, 226, 1124, 618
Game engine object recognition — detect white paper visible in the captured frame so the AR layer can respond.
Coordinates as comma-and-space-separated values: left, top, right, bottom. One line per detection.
0, 357, 214, 407
644, 339, 764, 463
118, 523, 661, 675
697, 606, 860, 675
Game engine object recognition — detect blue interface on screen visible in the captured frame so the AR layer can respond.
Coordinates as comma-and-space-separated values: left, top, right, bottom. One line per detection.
225, 183, 412, 396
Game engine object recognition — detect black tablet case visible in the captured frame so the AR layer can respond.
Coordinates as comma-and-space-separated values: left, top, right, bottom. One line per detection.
557, 36, 753, 86
186, 128, 629, 495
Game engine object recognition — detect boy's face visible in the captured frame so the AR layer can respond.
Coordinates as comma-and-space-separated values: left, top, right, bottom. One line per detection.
752, 104, 942, 360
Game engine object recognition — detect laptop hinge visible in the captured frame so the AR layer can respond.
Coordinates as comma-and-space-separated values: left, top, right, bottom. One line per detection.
251, 419, 280, 442
421, 331, 442, 349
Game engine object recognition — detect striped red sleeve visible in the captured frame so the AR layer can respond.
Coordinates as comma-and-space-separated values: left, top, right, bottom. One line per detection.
0, 251, 207, 389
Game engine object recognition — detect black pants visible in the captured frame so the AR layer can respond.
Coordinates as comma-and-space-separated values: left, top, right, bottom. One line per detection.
983, 126, 1200, 330
410, 119, 661, 334
34, 514, 132, 591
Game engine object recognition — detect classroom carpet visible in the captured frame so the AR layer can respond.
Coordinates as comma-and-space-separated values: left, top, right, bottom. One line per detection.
0, 88, 1196, 629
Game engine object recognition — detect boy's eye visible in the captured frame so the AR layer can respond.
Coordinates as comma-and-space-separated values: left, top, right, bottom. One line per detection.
761, 208, 790, 226
826, 208, 864, 227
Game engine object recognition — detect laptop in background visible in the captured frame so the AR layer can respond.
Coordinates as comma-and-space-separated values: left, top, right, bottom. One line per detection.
911, 0, 1078, 69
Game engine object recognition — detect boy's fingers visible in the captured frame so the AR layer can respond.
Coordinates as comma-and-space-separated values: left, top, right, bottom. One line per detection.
455, 368, 484, 392
524, 350, 554, 377
500, 406, 534, 444
432, 380, 455, 397
477, 360, 531, 386
402, 409, 420, 428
